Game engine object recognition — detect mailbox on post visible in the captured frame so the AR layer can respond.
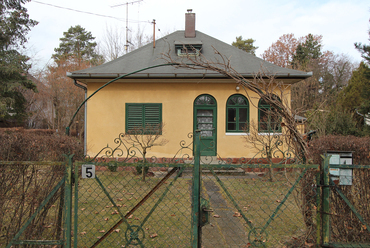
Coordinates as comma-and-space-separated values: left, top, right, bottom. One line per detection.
327, 151, 353, 186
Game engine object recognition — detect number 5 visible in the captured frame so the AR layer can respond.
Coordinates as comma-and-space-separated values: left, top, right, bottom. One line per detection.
82, 164, 95, 178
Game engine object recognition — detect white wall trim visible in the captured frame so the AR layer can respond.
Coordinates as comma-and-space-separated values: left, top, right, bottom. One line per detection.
225, 132, 249, 136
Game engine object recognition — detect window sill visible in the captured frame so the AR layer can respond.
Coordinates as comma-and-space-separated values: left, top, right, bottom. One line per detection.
257, 133, 282, 136
225, 132, 249, 136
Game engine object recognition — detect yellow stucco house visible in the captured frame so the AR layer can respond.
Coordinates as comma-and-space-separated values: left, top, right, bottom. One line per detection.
67, 11, 311, 160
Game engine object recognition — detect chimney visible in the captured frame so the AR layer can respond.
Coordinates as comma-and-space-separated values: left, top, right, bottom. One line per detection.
185, 9, 195, 38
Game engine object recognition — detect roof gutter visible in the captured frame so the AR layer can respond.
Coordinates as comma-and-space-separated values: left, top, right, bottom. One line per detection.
67, 71, 313, 80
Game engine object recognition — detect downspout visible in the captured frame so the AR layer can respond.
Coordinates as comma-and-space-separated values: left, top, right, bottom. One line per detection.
73, 79, 87, 156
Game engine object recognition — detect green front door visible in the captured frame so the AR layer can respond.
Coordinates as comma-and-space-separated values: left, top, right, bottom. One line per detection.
194, 95, 217, 156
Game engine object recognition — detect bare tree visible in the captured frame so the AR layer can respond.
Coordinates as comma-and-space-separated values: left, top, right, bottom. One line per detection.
99, 24, 126, 62
123, 123, 168, 181
99, 24, 153, 62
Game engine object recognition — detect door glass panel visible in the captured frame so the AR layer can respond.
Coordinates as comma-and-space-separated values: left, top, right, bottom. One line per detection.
195, 95, 215, 105
197, 117, 212, 123
197, 110, 213, 116
197, 109, 213, 137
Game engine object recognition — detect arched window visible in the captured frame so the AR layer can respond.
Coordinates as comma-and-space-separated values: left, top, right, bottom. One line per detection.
258, 97, 282, 133
226, 94, 249, 132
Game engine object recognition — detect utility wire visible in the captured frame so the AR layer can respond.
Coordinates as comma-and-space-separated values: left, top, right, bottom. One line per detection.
33, 1, 150, 24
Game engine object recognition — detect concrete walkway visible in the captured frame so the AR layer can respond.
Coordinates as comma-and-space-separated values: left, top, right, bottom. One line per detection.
201, 179, 248, 248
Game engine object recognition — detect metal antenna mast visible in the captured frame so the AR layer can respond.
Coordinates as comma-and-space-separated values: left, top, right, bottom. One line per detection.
111, 0, 143, 52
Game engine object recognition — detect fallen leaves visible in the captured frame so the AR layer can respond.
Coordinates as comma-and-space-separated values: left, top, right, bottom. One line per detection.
233, 212, 242, 217
150, 233, 158, 238
213, 214, 220, 218
305, 242, 314, 247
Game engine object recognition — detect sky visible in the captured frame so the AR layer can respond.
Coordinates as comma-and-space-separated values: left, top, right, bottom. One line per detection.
24, 0, 370, 72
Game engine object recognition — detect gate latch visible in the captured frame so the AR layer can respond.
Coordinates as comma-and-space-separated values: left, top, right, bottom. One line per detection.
200, 198, 213, 227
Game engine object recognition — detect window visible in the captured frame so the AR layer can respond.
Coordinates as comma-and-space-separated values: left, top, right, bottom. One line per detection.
125, 103, 162, 134
226, 94, 249, 132
175, 41, 202, 57
258, 97, 281, 133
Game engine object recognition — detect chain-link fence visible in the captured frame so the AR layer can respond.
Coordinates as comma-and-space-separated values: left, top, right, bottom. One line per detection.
4, 138, 370, 247
0, 162, 66, 247
326, 165, 370, 247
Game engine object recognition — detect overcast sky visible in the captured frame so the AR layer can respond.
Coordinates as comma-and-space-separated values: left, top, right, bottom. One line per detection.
25, 0, 370, 72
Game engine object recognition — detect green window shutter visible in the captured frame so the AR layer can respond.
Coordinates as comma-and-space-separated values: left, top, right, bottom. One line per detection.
126, 104, 143, 131
126, 103, 162, 134
144, 104, 161, 125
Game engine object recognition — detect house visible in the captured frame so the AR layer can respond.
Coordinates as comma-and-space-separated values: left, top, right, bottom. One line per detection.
67, 11, 311, 159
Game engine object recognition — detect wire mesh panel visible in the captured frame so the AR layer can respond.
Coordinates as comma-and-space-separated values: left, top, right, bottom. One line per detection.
76, 164, 193, 247
0, 162, 66, 247
328, 167, 370, 247
199, 163, 318, 248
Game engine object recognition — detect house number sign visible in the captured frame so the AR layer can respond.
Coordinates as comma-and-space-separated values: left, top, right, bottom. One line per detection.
82, 164, 96, 178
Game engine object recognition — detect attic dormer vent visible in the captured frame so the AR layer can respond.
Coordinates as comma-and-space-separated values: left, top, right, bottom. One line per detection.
175, 42, 202, 57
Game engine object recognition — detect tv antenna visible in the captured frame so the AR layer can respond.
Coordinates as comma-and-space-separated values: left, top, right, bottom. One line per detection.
111, 0, 143, 52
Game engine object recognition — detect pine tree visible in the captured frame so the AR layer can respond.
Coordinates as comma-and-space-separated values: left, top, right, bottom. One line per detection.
291, 34, 322, 70
232, 36, 258, 55
355, 20, 370, 64
338, 62, 370, 123
52, 25, 104, 65
0, 0, 38, 124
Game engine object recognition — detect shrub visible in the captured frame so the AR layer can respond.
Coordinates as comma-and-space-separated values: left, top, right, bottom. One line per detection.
308, 135, 370, 165
0, 128, 84, 161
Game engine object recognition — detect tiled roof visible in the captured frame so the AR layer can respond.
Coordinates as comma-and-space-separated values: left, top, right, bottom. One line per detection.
68, 30, 311, 83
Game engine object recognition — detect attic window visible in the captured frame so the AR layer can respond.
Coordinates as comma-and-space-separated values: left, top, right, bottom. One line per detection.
175, 42, 202, 57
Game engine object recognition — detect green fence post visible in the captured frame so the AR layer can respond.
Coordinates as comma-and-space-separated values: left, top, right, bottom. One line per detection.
64, 154, 74, 248
322, 155, 330, 246
74, 161, 79, 248
316, 171, 321, 247
191, 130, 201, 248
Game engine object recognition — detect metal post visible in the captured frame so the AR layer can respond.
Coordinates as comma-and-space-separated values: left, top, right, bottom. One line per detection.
191, 131, 201, 247
74, 162, 79, 248
64, 155, 73, 248
322, 155, 330, 246
316, 172, 321, 246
